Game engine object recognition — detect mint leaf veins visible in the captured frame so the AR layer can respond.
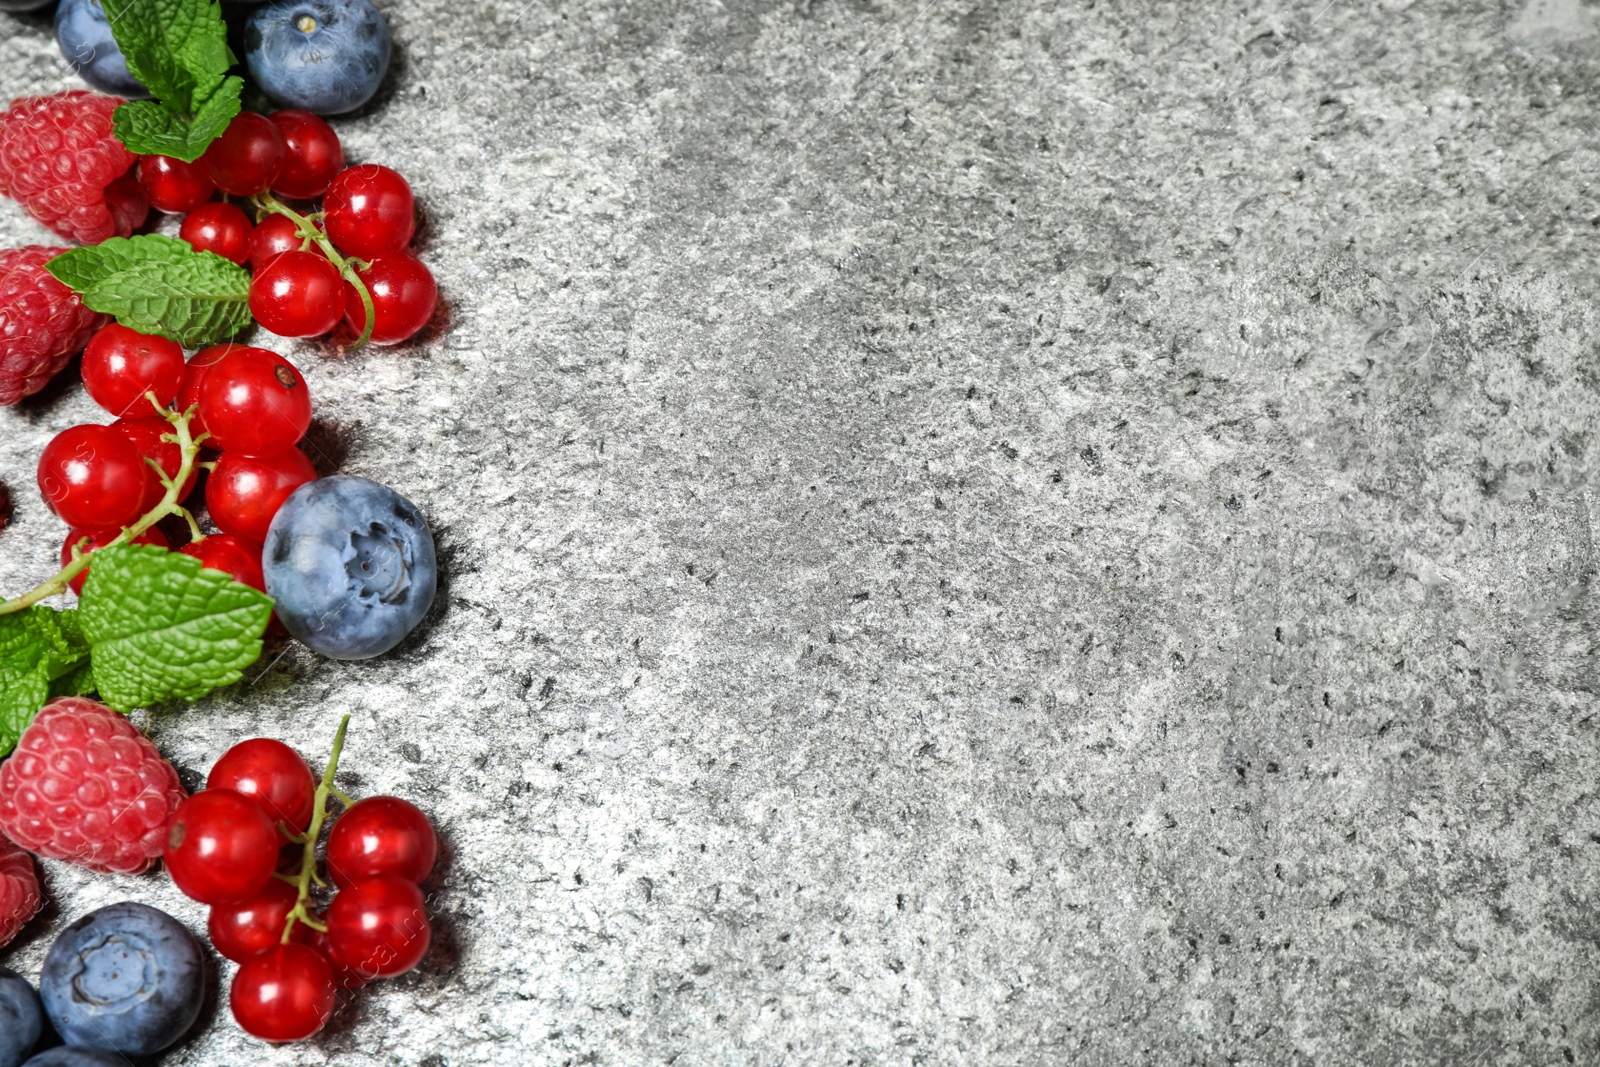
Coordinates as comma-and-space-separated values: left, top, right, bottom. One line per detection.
46, 236, 252, 347
105, 0, 243, 161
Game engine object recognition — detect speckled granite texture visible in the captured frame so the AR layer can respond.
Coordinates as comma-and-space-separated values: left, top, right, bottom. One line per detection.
2, 0, 1600, 1063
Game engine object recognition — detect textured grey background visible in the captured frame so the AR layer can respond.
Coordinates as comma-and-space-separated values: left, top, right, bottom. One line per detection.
2, 0, 1600, 1063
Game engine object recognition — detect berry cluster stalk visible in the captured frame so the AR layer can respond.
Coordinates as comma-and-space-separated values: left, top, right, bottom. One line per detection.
279, 713, 354, 942
250, 192, 376, 350
0, 398, 206, 616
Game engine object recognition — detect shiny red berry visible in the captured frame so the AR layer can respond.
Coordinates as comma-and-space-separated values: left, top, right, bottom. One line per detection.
326, 875, 431, 980
175, 344, 234, 440
60, 525, 168, 595
164, 788, 280, 905
326, 796, 437, 889
137, 154, 215, 214
248, 214, 306, 270
199, 111, 285, 197
268, 110, 344, 200
111, 415, 195, 508
323, 165, 414, 258
196, 346, 312, 456
180, 202, 253, 265
250, 250, 345, 338
207, 737, 314, 840
208, 877, 301, 963
37, 425, 153, 529
81, 323, 184, 418
344, 252, 436, 345
230, 943, 336, 1042
205, 448, 316, 543
180, 534, 266, 593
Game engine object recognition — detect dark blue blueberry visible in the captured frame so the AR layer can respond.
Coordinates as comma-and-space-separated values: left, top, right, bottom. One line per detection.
54, 0, 150, 99
264, 475, 437, 659
0, 968, 42, 1067
38, 903, 205, 1057
21, 1051, 127, 1067
243, 0, 390, 115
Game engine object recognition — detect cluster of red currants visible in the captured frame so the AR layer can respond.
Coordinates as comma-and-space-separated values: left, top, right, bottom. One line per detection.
166, 734, 437, 1042
38, 320, 318, 593
140, 109, 437, 346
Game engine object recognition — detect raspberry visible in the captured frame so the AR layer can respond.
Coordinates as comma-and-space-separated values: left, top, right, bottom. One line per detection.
0, 91, 147, 245
0, 245, 107, 405
0, 835, 40, 949
0, 697, 187, 875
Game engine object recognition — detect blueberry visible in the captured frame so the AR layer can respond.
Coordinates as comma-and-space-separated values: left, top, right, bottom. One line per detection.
0, 968, 42, 1067
38, 903, 205, 1057
243, 0, 390, 115
54, 0, 150, 99
264, 475, 437, 659
20, 1051, 127, 1067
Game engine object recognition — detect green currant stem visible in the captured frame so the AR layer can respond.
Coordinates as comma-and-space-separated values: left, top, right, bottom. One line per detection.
281, 713, 355, 944
252, 192, 375, 349
0, 396, 206, 616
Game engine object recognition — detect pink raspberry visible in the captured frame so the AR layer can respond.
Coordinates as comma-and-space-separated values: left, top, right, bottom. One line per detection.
0, 836, 39, 948
0, 91, 147, 245
0, 697, 187, 875
0, 245, 107, 406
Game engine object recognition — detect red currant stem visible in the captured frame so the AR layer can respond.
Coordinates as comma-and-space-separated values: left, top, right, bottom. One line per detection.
173, 505, 204, 542
281, 713, 355, 945
0, 396, 206, 615
251, 192, 375, 349
272, 871, 300, 886
330, 785, 356, 808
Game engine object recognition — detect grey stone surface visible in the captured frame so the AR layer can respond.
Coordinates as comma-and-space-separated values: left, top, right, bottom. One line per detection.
2, 0, 1600, 1063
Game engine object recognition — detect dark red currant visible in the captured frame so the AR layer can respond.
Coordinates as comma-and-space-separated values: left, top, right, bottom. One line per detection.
199, 111, 285, 197
344, 252, 437, 345
269, 110, 344, 199
326, 875, 431, 980
175, 344, 234, 440
249, 214, 307, 270
326, 796, 437, 889
137, 154, 215, 214
196, 346, 312, 456
165, 788, 280, 905
323, 165, 415, 258
205, 448, 316, 543
230, 943, 336, 1042
208, 877, 301, 963
111, 415, 195, 508
180, 202, 253, 265
61, 526, 168, 595
81, 323, 184, 417
37, 425, 153, 529
250, 250, 345, 338
207, 737, 314, 839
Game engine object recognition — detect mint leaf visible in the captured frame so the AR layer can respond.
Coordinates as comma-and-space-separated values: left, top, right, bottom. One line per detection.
79, 545, 272, 713
47, 660, 97, 701
47, 237, 251, 347
0, 607, 92, 756
104, 0, 240, 161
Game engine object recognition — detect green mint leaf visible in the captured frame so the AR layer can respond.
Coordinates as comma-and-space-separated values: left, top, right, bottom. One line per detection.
105, 0, 231, 114
47, 660, 98, 701
0, 608, 92, 756
79, 544, 272, 713
112, 77, 241, 161
47, 236, 251, 347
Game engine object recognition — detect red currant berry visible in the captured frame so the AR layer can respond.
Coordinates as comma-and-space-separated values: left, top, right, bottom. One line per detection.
248, 213, 307, 270
180, 534, 267, 592
137, 154, 215, 214
111, 415, 196, 508
323, 165, 415, 258
37, 425, 154, 529
81, 323, 184, 417
209, 877, 301, 963
268, 110, 344, 200
199, 111, 285, 197
297, 926, 369, 989
229, 943, 336, 1042
205, 448, 315, 543
250, 250, 345, 338
164, 788, 281, 905
207, 737, 314, 840
175, 344, 234, 440
61, 526, 168, 595
326, 796, 437, 889
180, 202, 254, 265
344, 252, 437, 345
326, 875, 431, 980
197, 346, 312, 456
